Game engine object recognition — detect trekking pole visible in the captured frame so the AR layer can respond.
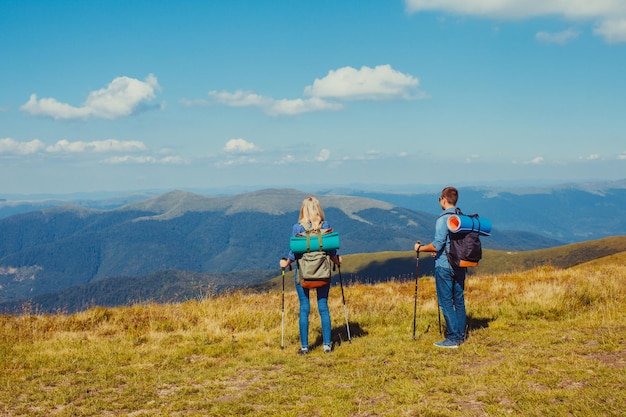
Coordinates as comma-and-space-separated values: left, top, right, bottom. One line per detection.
437, 298, 443, 336
281, 264, 285, 350
337, 263, 351, 343
280, 259, 292, 350
435, 266, 442, 336
412, 242, 420, 340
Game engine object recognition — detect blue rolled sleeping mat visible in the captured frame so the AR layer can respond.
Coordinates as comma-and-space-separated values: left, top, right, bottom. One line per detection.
290, 229, 340, 254
446, 214, 492, 236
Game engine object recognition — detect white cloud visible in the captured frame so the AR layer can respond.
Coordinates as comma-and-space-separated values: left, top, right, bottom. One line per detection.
345, 150, 383, 161
342, 149, 416, 162
217, 156, 258, 167
316, 149, 331, 162
103, 155, 186, 165
404, 0, 626, 43
594, 18, 626, 43
304, 65, 419, 100
0, 137, 183, 166
267, 97, 343, 115
209, 90, 271, 108
46, 139, 147, 153
223, 138, 262, 154
535, 28, 580, 44
20, 74, 161, 120
276, 154, 296, 164
525, 156, 544, 164
618, 152, 626, 160
206, 64, 420, 116
586, 153, 600, 160
0, 138, 45, 155
208, 90, 341, 116
160, 156, 187, 164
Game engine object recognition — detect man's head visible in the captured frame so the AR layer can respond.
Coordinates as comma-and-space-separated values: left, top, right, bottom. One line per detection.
439, 186, 458, 209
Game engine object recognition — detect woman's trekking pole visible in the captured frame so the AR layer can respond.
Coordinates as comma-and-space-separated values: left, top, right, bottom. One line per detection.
281, 266, 285, 349
413, 242, 420, 340
280, 259, 291, 350
337, 264, 351, 343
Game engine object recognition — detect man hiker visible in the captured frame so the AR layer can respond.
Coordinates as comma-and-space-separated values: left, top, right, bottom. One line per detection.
414, 186, 467, 348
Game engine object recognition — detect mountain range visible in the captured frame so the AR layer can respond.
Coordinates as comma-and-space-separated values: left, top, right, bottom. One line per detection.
1, 181, 625, 313
327, 179, 626, 243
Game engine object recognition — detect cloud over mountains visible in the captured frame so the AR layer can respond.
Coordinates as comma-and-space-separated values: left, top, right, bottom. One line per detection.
20, 74, 161, 120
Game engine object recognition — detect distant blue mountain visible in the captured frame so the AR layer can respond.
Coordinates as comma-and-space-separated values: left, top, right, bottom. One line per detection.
0, 188, 563, 309
323, 179, 626, 243
4, 182, 624, 313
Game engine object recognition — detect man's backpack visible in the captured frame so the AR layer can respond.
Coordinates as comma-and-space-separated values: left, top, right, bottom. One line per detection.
441, 208, 485, 268
290, 228, 339, 289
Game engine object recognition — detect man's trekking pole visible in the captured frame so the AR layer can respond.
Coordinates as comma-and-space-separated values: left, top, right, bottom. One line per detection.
413, 242, 420, 340
437, 299, 443, 336
337, 263, 351, 343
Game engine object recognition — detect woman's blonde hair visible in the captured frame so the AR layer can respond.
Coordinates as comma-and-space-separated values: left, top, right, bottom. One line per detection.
298, 196, 325, 230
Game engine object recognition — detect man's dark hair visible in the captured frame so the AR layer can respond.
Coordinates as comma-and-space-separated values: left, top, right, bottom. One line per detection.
441, 186, 458, 205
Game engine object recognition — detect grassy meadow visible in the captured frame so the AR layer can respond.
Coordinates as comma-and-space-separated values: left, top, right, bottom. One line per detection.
1, 251, 625, 416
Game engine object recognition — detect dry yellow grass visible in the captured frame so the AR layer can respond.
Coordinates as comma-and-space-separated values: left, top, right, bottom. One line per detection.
1, 254, 625, 416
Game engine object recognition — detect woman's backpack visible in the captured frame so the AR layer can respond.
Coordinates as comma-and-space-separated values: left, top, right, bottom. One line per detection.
290, 228, 340, 288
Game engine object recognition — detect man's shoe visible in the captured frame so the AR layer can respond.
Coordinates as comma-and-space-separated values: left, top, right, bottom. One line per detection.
297, 347, 309, 355
323, 344, 332, 353
434, 339, 459, 349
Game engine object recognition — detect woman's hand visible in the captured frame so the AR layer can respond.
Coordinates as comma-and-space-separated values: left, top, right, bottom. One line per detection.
279, 258, 291, 269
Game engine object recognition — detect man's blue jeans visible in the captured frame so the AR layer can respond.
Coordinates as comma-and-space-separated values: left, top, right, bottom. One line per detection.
294, 275, 331, 348
434, 266, 467, 343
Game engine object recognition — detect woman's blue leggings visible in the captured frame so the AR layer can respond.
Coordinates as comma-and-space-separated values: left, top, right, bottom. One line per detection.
294, 275, 331, 348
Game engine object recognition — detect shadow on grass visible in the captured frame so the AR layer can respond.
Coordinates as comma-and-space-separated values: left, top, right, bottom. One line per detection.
310, 322, 368, 351
428, 314, 494, 341
467, 315, 492, 333
338, 256, 435, 287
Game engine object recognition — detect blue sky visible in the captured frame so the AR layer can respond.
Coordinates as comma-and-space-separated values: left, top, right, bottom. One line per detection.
1, 0, 625, 196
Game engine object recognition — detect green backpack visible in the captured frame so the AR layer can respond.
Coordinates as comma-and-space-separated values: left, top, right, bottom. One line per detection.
290, 228, 340, 289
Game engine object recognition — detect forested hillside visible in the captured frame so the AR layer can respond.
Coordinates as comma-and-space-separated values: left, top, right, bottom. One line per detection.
1, 187, 615, 313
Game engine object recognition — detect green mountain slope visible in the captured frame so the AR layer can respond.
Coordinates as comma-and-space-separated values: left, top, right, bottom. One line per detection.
260, 235, 626, 292
5, 236, 624, 315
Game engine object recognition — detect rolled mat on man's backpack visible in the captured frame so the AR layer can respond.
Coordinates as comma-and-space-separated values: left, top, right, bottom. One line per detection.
290, 231, 340, 254
446, 214, 492, 236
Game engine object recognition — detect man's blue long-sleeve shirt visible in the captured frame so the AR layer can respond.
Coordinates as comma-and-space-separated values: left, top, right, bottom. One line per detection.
432, 208, 455, 269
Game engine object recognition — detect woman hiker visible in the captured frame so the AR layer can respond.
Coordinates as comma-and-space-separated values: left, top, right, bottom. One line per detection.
279, 196, 342, 354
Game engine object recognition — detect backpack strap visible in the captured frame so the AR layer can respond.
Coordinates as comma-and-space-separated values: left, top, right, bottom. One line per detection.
303, 224, 324, 253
